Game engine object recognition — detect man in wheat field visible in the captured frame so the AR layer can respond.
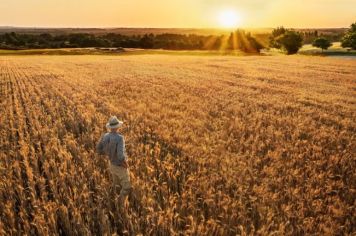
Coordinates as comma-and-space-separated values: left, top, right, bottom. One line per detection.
96, 116, 132, 203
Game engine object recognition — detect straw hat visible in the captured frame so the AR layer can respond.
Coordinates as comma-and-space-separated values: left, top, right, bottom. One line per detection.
106, 116, 123, 129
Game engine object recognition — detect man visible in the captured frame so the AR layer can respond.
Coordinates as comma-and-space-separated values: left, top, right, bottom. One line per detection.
96, 116, 132, 202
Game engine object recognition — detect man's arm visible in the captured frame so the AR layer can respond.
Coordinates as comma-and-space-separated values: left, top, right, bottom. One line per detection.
117, 136, 127, 166
96, 134, 107, 155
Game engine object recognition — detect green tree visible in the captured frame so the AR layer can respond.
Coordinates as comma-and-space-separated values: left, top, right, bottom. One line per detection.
341, 22, 356, 50
312, 37, 332, 52
274, 30, 303, 54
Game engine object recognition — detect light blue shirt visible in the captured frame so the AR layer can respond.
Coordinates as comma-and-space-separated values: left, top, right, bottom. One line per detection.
96, 132, 126, 166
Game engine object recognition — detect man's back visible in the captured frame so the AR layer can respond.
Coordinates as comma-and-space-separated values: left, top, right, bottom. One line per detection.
96, 132, 126, 166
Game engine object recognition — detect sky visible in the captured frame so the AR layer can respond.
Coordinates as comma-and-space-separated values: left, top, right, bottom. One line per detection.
1, 0, 355, 28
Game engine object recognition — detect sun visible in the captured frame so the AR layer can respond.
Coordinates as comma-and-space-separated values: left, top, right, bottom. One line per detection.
218, 9, 241, 28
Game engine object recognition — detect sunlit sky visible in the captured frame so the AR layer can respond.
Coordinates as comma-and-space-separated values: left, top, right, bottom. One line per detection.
1, 0, 355, 28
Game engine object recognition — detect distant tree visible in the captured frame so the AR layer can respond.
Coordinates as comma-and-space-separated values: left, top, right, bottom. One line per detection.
139, 34, 154, 48
341, 22, 356, 50
228, 30, 264, 53
312, 37, 332, 52
39, 33, 53, 41
3, 32, 25, 47
341, 33, 356, 49
246, 34, 264, 53
269, 27, 286, 49
270, 28, 303, 54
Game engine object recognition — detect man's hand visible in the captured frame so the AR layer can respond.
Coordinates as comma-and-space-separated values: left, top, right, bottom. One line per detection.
121, 160, 129, 169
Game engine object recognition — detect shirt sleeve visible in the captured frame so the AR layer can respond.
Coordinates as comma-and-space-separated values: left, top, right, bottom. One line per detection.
96, 134, 106, 155
117, 136, 126, 162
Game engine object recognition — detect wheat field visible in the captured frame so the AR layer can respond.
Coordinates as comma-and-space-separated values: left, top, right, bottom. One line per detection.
0, 54, 355, 235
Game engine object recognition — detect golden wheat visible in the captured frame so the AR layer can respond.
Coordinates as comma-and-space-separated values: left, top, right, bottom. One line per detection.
0, 54, 355, 235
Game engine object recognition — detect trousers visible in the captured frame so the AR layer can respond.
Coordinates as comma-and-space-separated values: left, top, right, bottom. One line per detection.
109, 164, 132, 198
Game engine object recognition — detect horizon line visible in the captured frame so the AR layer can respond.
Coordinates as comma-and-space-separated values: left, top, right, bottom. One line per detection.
0, 25, 349, 30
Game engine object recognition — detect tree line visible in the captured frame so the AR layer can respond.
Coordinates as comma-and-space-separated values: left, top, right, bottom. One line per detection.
0, 31, 264, 53
269, 22, 355, 54
1, 22, 355, 54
